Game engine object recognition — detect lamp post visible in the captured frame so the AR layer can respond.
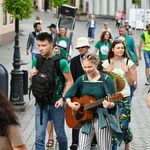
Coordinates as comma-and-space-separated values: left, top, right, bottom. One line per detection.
10, 19, 25, 111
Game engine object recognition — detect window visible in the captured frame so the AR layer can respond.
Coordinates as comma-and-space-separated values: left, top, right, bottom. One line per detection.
3, 13, 7, 25
10, 15, 13, 24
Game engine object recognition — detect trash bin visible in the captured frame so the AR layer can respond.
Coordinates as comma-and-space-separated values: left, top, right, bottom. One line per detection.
0, 64, 8, 96
22, 70, 28, 95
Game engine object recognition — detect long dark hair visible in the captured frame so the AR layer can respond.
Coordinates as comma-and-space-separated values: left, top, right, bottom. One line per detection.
107, 40, 128, 59
0, 91, 20, 136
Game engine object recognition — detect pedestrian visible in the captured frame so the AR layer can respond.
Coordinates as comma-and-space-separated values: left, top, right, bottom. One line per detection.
120, 10, 125, 26
101, 22, 112, 33
35, 15, 42, 24
69, 37, 97, 149
53, 44, 60, 54
30, 32, 73, 150
86, 14, 96, 42
138, 23, 150, 85
115, 10, 121, 27
93, 31, 112, 70
46, 44, 60, 148
47, 23, 57, 42
124, 20, 132, 36
102, 40, 137, 150
65, 52, 122, 150
117, 36, 138, 100
116, 26, 139, 66
56, 27, 72, 61
26, 22, 41, 60
146, 89, 150, 108
0, 90, 27, 150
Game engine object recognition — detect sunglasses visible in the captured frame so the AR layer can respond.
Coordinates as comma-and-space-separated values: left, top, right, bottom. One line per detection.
76, 46, 86, 49
82, 54, 96, 60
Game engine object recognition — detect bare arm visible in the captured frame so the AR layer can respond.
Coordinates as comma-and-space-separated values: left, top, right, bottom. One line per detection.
93, 48, 98, 55
55, 71, 73, 108
13, 145, 27, 150
125, 64, 136, 86
146, 91, 150, 108
62, 72, 73, 96
138, 39, 143, 60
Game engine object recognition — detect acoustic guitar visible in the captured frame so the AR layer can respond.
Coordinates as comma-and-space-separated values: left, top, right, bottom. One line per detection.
65, 93, 123, 129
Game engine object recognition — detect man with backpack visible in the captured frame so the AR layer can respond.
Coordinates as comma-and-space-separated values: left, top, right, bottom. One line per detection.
30, 32, 73, 150
26, 22, 41, 60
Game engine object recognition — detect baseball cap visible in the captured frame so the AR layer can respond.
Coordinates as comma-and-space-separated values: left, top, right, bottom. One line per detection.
104, 22, 108, 25
47, 23, 56, 28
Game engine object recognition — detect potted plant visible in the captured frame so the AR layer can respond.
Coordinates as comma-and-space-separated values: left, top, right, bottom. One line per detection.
76, 11, 88, 21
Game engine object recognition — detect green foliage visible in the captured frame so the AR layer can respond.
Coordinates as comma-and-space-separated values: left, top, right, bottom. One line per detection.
132, 0, 141, 5
50, 0, 70, 8
2, 0, 33, 20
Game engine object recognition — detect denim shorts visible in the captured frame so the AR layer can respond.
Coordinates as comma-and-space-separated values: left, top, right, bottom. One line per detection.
143, 50, 150, 68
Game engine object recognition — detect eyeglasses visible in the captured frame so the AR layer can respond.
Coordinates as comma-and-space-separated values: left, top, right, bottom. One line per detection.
82, 54, 97, 60
76, 46, 86, 49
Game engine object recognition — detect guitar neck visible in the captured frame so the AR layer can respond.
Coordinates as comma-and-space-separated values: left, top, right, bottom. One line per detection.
84, 98, 104, 110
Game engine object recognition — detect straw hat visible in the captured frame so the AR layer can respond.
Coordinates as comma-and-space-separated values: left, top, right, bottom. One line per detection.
75, 37, 90, 49
102, 71, 125, 92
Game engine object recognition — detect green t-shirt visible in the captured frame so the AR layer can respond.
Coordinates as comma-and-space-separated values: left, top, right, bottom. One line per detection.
95, 41, 111, 61
57, 37, 69, 58
32, 54, 70, 104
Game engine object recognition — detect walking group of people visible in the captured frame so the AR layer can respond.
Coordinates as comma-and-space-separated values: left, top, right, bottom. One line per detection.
1, 13, 150, 150
27, 13, 140, 150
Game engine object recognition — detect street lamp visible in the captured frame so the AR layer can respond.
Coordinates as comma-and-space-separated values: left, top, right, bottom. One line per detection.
10, 19, 26, 111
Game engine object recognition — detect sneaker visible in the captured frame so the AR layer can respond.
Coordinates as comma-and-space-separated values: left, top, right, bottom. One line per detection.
70, 144, 78, 150
145, 81, 150, 85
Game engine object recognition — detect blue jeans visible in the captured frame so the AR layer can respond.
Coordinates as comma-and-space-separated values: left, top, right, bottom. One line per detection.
31, 52, 38, 60
143, 50, 150, 68
88, 27, 95, 39
35, 104, 68, 150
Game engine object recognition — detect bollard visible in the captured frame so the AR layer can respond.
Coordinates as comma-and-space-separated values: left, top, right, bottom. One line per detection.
0, 64, 8, 97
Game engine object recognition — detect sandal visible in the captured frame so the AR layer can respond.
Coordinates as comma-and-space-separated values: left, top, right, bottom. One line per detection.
46, 139, 54, 147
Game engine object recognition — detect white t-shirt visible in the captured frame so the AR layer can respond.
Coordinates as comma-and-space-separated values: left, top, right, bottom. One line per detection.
102, 58, 134, 97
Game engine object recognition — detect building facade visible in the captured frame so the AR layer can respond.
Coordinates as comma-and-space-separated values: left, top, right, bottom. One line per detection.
0, 0, 15, 46
81, 0, 150, 19
1, 0, 150, 45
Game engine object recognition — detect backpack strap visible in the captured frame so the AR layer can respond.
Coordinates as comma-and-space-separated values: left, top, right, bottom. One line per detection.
52, 54, 65, 83
100, 72, 110, 96
126, 58, 129, 65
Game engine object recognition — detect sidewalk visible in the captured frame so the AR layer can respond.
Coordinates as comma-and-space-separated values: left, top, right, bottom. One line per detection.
0, 11, 150, 150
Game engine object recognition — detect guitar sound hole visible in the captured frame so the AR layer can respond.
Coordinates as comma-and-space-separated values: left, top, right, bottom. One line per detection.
76, 106, 84, 120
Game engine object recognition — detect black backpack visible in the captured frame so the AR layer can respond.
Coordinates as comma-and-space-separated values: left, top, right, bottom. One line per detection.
29, 54, 65, 124
30, 54, 65, 102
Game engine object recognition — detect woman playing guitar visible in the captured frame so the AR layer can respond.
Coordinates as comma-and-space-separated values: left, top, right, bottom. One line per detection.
65, 53, 122, 150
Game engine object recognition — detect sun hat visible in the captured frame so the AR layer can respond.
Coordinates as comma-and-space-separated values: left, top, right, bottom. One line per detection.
102, 71, 125, 92
75, 37, 90, 49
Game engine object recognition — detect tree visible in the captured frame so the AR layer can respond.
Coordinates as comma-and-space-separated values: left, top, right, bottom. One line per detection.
132, 0, 141, 5
50, 0, 70, 8
2, 0, 33, 20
